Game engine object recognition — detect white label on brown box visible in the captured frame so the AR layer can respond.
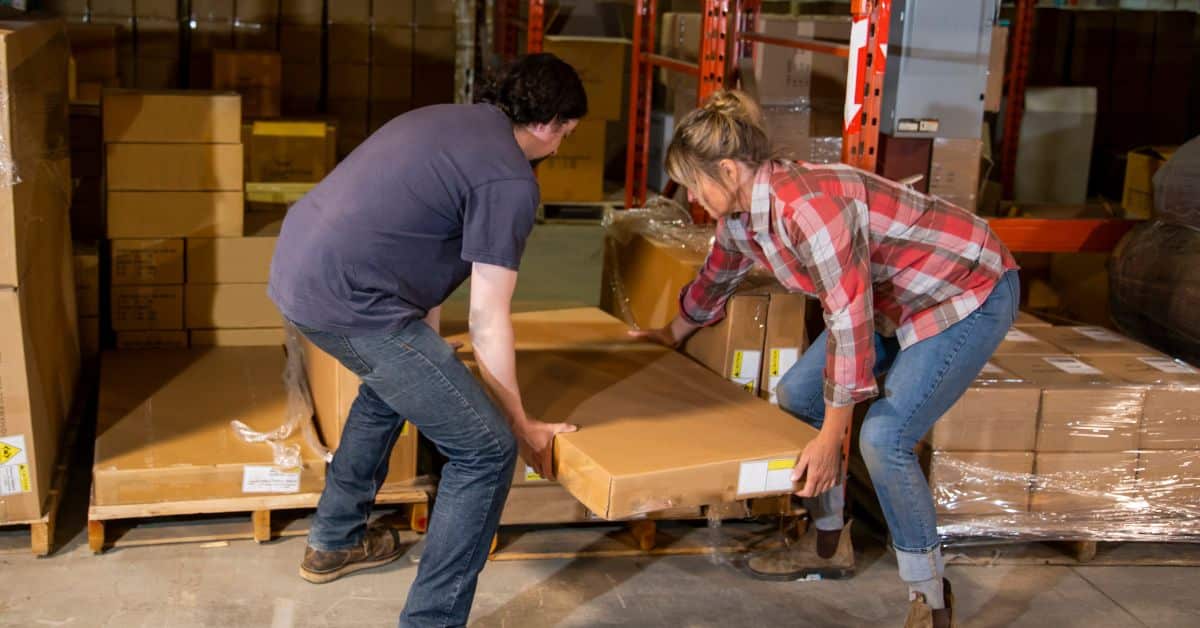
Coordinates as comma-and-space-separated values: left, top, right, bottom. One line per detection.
731, 350, 762, 392
0, 435, 31, 496
980, 361, 1005, 375
1139, 356, 1199, 375
1043, 356, 1102, 375
242, 465, 301, 493
1005, 329, 1037, 343
737, 457, 794, 496
1073, 326, 1123, 342
767, 348, 800, 404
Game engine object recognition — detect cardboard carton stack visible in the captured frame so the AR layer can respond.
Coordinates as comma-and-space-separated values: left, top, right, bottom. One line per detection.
134, 0, 180, 89
242, 119, 337, 235
235, 0, 281, 50
211, 49, 283, 118
65, 23, 120, 101
0, 16, 80, 525
279, 0, 324, 115
84, 0, 137, 87
103, 89, 245, 348
185, 234, 284, 347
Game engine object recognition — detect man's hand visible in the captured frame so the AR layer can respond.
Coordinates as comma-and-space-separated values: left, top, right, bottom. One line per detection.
627, 326, 679, 348
514, 419, 578, 480
792, 431, 843, 498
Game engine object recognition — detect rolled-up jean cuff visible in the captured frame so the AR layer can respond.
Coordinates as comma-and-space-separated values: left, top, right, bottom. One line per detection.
895, 544, 944, 583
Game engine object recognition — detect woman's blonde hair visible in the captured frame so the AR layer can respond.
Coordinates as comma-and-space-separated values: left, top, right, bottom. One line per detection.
664, 90, 776, 197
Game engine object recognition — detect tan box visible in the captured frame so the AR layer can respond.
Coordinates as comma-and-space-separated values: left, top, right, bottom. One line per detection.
107, 143, 244, 192
111, 285, 184, 331
185, 283, 280, 329
329, 23, 371, 64
68, 23, 119, 81
501, 484, 592, 525
280, 0, 324, 25
1137, 450, 1200, 510
763, 105, 845, 164
190, 328, 285, 347
414, 1, 454, 27
683, 294, 770, 396
93, 348, 326, 506
985, 26, 1008, 113
1089, 354, 1200, 450
1014, 311, 1052, 328
543, 37, 628, 121
994, 355, 1144, 453
301, 335, 418, 486
929, 451, 1033, 516
279, 25, 323, 63
373, 0, 415, 26
599, 222, 709, 330
1031, 452, 1138, 513
929, 362, 1040, 451
371, 25, 413, 67
246, 120, 332, 182
1027, 326, 1154, 357
993, 326, 1063, 356
328, 63, 370, 101
74, 245, 101, 317
110, 238, 185, 285
186, 237, 277, 284
107, 191, 244, 238
753, 15, 851, 107
211, 50, 282, 118
370, 63, 413, 102
102, 89, 241, 143
1122, 146, 1176, 220
929, 138, 982, 212
537, 118, 606, 203
115, 330, 189, 349
760, 292, 816, 404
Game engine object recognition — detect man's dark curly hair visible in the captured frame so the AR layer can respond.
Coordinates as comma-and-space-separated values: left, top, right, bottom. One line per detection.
479, 53, 588, 125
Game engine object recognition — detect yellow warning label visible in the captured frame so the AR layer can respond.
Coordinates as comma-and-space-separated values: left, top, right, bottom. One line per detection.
767, 458, 793, 472
18, 465, 30, 492
770, 349, 781, 377
252, 121, 326, 137
526, 470, 544, 481
731, 351, 745, 378
743, 381, 756, 393
0, 442, 21, 464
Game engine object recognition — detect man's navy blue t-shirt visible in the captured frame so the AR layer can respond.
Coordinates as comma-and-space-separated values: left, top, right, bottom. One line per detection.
268, 104, 538, 335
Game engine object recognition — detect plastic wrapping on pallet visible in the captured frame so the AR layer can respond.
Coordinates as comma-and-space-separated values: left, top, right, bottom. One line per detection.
1110, 221, 1200, 366
1153, 134, 1200, 229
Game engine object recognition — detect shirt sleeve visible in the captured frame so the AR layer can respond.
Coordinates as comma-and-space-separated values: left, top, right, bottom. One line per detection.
786, 194, 878, 407
678, 220, 756, 327
461, 178, 540, 270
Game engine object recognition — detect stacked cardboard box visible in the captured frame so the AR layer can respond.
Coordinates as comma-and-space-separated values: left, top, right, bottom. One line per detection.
185, 235, 284, 346
242, 119, 337, 235
66, 23, 120, 100
212, 49, 283, 118
86, 0, 137, 87
0, 16, 80, 524
235, 0, 281, 50
134, 0, 180, 89
279, 0, 324, 115
189, 0, 237, 85
103, 90, 245, 347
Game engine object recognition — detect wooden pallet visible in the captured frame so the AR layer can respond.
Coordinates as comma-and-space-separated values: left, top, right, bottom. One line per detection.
86, 479, 434, 553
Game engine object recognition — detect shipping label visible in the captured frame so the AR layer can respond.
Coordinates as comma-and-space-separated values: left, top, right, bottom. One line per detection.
1139, 356, 1199, 375
766, 348, 799, 404
736, 457, 795, 496
1043, 356, 1102, 376
0, 435, 31, 497
731, 350, 762, 393
242, 465, 301, 494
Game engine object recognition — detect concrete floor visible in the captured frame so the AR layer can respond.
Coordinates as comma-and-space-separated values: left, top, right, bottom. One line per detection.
2, 224, 1199, 627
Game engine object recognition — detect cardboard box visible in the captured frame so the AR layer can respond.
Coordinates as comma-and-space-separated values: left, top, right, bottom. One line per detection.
763, 105, 845, 164
1137, 450, 1200, 510
111, 285, 184, 331
985, 26, 1008, 113
185, 283, 279, 329
682, 294, 770, 395
373, 0, 415, 26
279, 25, 322, 63
442, 308, 654, 356
760, 292, 816, 404
414, 2, 454, 27
993, 327, 1063, 356
599, 221, 710, 330
190, 328, 285, 347
74, 245, 101, 317
235, 0, 279, 23
107, 191, 244, 238
929, 451, 1033, 516
753, 15, 851, 107
67, 23, 119, 81
1014, 311, 1052, 328
234, 21, 278, 50
1122, 146, 1177, 219
186, 237, 276, 284
501, 485, 593, 525
928, 362, 1041, 451
133, 55, 179, 90
370, 63, 414, 102
280, 0, 324, 26
1089, 354, 1200, 450
328, 63, 370, 101
135, 16, 180, 59
115, 330, 189, 349
101, 90, 241, 143
1027, 326, 1153, 357
245, 120, 334, 182
993, 355, 1144, 453
929, 138, 983, 212
543, 37, 629, 121
211, 50, 282, 118
93, 348, 326, 506
301, 335, 418, 486
1031, 452, 1138, 513
537, 118, 606, 203
327, 0, 370, 24
281, 62, 322, 115
328, 22, 371, 64
106, 143, 244, 191
372, 25, 413, 67
411, 27, 456, 107
110, 238, 185, 285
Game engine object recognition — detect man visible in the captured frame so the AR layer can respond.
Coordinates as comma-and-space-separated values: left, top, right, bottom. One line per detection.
267, 54, 586, 627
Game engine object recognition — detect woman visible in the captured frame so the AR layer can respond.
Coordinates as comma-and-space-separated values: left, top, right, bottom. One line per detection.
633, 91, 1018, 628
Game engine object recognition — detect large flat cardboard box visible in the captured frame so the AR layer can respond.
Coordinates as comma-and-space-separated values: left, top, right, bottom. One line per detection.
599, 223, 709, 330
753, 15, 850, 107
185, 283, 280, 329
300, 335, 418, 487
186, 237, 277, 284
993, 327, 1063, 356
682, 294, 770, 395
1027, 326, 1154, 357
1089, 354, 1200, 450
101, 89, 241, 143
501, 484, 701, 525
110, 238, 185, 285
245, 120, 332, 182
1030, 452, 1138, 514
929, 451, 1033, 516
929, 138, 982, 212
760, 292, 817, 404
111, 285, 184, 331
115, 330, 189, 349
993, 355, 1143, 453
1137, 450, 1200, 511
542, 37, 628, 121
1122, 146, 1176, 219
1014, 311, 1052, 328
108, 191, 244, 238
93, 348, 326, 505
479, 347, 819, 520
536, 118, 606, 203
106, 143, 244, 191
928, 361, 1040, 451
190, 328, 285, 347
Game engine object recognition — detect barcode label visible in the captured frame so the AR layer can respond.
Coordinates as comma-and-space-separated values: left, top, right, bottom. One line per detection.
1139, 357, 1198, 375
1073, 326, 1124, 343
1005, 329, 1037, 343
1043, 357, 1102, 375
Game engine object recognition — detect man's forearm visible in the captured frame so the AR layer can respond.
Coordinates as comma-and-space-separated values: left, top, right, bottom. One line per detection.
471, 314, 529, 430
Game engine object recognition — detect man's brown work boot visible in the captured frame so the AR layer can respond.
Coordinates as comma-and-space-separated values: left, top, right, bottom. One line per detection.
746, 520, 855, 581
299, 525, 405, 584
904, 578, 955, 628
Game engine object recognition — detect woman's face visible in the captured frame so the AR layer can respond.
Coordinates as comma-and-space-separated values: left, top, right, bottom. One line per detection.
686, 160, 752, 219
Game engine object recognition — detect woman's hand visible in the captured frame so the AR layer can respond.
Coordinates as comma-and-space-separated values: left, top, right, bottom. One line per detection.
792, 431, 844, 498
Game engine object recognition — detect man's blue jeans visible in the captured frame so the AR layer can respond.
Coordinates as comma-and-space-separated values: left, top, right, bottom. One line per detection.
294, 317, 517, 628
776, 271, 1019, 583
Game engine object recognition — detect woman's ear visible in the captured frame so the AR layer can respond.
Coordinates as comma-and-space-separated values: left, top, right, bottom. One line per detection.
718, 159, 740, 184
